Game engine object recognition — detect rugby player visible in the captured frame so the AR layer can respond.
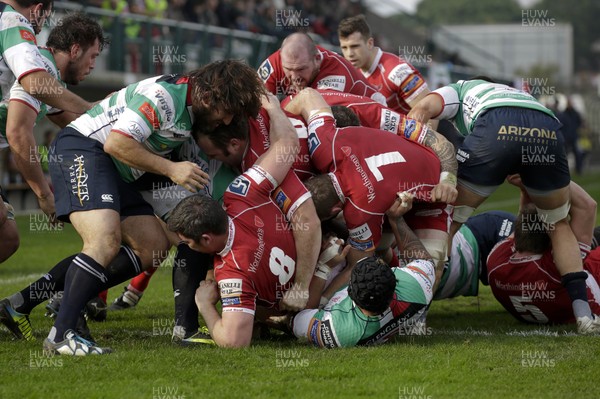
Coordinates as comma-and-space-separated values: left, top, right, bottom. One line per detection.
167, 94, 300, 348
0, 1, 94, 262
195, 107, 321, 311
257, 31, 385, 103
337, 14, 463, 147
285, 88, 456, 302
1, 61, 265, 354
407, 78, 600, 333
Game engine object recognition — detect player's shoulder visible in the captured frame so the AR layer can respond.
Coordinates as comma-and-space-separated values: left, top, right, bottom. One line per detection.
0, 6, 32, 29
258, 51, 280, 82
487, 238, 514, 264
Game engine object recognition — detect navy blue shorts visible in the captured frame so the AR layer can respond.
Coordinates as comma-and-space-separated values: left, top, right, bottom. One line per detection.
49, 127, 153, 223
457, 107, 570, 192
465, 211, 516, 285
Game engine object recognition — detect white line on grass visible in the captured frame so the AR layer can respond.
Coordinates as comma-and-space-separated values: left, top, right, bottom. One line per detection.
436, 328, 577, 337
0, 274, 42, 286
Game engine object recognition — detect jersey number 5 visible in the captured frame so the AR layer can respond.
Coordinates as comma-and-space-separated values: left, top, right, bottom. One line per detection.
509, 295, 549, 323
365, 151, 406, 182
269, 247, 295, 285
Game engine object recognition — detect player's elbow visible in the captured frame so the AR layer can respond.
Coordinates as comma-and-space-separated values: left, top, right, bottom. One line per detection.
103, 133, 123, 158
293, 200, 321, 233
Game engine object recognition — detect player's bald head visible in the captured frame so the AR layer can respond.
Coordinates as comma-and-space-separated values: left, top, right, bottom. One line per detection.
281, 32, 317, 58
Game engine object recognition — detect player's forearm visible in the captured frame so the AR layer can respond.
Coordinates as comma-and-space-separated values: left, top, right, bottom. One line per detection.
284, 88, 331, 122
104, 132, 174, 177
423, 130, 458, 180
20, 71, 91, 115
290, 203, 321, 289
199, 305, 252, 348
392, 218, 432, 261
6, 112, 52, 198
407, 94, 443, 125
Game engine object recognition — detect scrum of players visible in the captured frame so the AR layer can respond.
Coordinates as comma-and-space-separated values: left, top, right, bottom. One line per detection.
0, 4, 598, 353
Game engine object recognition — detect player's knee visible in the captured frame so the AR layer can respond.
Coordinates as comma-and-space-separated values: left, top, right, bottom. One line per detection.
535, 201, 570, 225
0, 226, 20, 263
136, 233, 170, 269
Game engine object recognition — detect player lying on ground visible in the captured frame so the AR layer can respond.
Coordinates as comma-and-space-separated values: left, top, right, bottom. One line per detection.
291, 197, 435, 348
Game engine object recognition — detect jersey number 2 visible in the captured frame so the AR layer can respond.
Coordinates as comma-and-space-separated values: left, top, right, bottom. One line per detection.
365, 151, 406, 182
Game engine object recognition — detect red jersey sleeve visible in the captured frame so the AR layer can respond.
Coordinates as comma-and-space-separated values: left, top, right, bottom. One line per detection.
224, 165, 278, 216
216, 267, 257, 315
257, 52, 282, 95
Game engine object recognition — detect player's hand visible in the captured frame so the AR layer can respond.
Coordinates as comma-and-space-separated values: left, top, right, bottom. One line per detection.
407, 108, 430, 125
168, 161, 209, 193
195, 279, 219, 310
386, 192, 414, 219
37, 192, 55, 217
279, 284, 309, 312
506, 174, 524, 188
261, 93, 281, 112
430, 182, 458, 203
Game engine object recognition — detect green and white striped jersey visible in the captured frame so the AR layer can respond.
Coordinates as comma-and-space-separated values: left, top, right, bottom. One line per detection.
434, 79, 556, 136
434, 225, 480, 299
0, 47, 63, 148
0, 4, 53, 148
295, 260, 434, 347
69, 74, 194, 182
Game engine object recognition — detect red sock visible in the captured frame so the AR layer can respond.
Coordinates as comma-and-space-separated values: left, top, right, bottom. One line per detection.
128, 267, 158, 294
98, 290, 107, 302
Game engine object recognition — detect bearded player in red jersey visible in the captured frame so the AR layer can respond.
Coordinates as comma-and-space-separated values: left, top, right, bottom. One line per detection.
195, 104, 320, 311
258, 32, 385, 104
285, 88, 457, 303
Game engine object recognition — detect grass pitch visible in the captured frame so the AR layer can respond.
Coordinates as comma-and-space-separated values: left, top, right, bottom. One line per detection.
1, 172, 599, 399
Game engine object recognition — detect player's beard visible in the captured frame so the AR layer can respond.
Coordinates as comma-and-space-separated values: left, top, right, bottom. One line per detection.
62, 61, 82, 86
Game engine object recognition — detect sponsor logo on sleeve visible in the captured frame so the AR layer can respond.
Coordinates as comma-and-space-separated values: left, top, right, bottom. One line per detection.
348, 238, 375, 251
309, 319, 321, 346
349, 223, 373, 241
258, 59, 273, 82
127, 122, 145, 140
19, 29, 36, 43
219, 278, 243, 296
274, 189, 291, 213
318, 319, 338, 348
402, 119, 417, 139
380, 109, 400, 133
221, 296, 242, 306
307, 131, 321, 156
138, 102, 160, 129
227, 176, 251, 196
387, 64, 413, 86
401, 75, 423, 95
